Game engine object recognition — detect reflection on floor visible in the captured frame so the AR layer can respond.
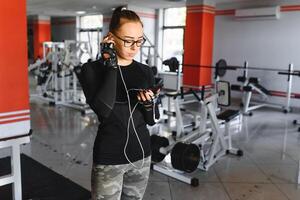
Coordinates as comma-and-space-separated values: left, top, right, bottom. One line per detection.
6, 100, 300, 200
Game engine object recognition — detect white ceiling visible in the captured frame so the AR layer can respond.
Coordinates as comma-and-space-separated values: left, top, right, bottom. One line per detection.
26, 0, 300, 17
27, 0, 183, 16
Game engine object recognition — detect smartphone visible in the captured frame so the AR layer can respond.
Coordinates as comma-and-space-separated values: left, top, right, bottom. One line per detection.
151, 79, 164, 94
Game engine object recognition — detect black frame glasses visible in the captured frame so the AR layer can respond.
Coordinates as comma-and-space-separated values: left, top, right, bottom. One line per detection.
113, 34, 146, 47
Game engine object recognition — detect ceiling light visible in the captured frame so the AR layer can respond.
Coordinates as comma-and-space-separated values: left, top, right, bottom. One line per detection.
76, 11, 86, 15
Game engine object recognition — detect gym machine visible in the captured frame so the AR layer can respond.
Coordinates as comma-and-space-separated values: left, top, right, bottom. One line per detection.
231, 61, 294, 115
160, 58, 225, 138
151, 81, 243, 186
163, 57, 298, 116
58, 40, 93, 114
29, 41, 93, 115
161, 88, 209, 138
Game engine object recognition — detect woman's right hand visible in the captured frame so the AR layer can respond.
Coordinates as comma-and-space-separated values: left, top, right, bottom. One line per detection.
101, 33, 117, 61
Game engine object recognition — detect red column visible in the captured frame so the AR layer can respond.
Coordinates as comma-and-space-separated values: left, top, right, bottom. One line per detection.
183, 5, 215, 87
33, 16, 51, 59
0, 0, 31, 138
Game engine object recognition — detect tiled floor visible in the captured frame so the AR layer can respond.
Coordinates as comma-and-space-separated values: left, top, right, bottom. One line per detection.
5, 98, 300, 200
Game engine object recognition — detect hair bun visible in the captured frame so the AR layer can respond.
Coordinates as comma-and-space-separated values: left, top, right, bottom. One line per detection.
113, 6, 126, 14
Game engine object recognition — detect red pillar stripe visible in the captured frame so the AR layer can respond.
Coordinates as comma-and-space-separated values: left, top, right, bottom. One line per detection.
281, 5, 300, 12
0, 110, 30, 117
187, 5, 215, 14
215, 5, 300, 16
215, 9, 235, 16
0, 113, 30, 120
136, 12, 157, 19
0, 118, 30, 125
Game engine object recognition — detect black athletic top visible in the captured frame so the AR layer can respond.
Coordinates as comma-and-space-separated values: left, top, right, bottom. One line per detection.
79, 59, 155, 165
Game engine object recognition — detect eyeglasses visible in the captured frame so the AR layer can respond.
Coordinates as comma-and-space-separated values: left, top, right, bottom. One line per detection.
113, 34, 146, 47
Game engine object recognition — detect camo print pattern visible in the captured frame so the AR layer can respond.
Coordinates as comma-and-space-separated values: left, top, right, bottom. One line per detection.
91, 157, 151, 200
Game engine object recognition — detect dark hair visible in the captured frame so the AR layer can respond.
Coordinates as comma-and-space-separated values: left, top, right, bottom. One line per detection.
109, 6, 143, 33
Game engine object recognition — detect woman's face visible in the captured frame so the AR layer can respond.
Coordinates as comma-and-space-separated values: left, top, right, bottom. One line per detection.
113, 20, 144, 63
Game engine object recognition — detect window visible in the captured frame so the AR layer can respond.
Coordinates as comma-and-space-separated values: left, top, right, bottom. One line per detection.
162, 7, 186, 71
80, 15, 103, 29
164, 7, 186, 26
79, 15, 103, 60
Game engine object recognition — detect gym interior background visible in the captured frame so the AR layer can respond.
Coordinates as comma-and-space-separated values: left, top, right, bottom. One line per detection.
1, 0, 300, 199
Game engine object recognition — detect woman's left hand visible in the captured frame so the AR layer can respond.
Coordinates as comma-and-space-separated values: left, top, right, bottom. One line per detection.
137, 89, 155, 103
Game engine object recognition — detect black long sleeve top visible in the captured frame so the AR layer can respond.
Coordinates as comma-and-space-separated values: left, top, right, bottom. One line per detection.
78, 59, 155, 164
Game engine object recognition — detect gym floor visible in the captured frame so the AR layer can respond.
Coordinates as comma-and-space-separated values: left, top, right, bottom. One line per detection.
11, 98, 300, 200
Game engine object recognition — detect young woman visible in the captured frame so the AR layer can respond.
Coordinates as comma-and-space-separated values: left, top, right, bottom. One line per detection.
78, 6, 156, 200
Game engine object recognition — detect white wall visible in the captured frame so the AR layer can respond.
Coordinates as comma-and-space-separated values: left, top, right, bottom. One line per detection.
214, 10, 300, 107
128, 6, 157, 65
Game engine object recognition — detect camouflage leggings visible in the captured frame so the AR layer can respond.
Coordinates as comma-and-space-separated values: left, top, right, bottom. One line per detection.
91, 156, 151, 200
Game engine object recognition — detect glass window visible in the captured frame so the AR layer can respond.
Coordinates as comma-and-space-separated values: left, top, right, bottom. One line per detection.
79, 30, 101, 60
162, 7, 186, 71
79, 15, 103, 59
162, 28, 184, 68
80, 15, 103, 29
164, 7, 186, 26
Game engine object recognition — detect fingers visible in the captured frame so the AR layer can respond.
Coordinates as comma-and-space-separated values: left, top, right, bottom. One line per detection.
137, 90, 154, 102
102, 33, 115, 45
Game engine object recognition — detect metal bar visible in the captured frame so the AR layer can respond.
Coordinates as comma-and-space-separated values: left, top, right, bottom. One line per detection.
0, 175, 13, 186
79, 28, 102, 32
152, 164, 197, 186
12, 144, 22, 200
183, 63, 290, 72
278, 71, 300, 76
162, 25, 185, 29
181, 59, 298, 73
285, 64, 293, 112
298, 160, 300, 184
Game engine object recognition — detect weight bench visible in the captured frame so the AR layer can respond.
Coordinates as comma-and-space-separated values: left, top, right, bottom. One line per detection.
240, 77, 271, 115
